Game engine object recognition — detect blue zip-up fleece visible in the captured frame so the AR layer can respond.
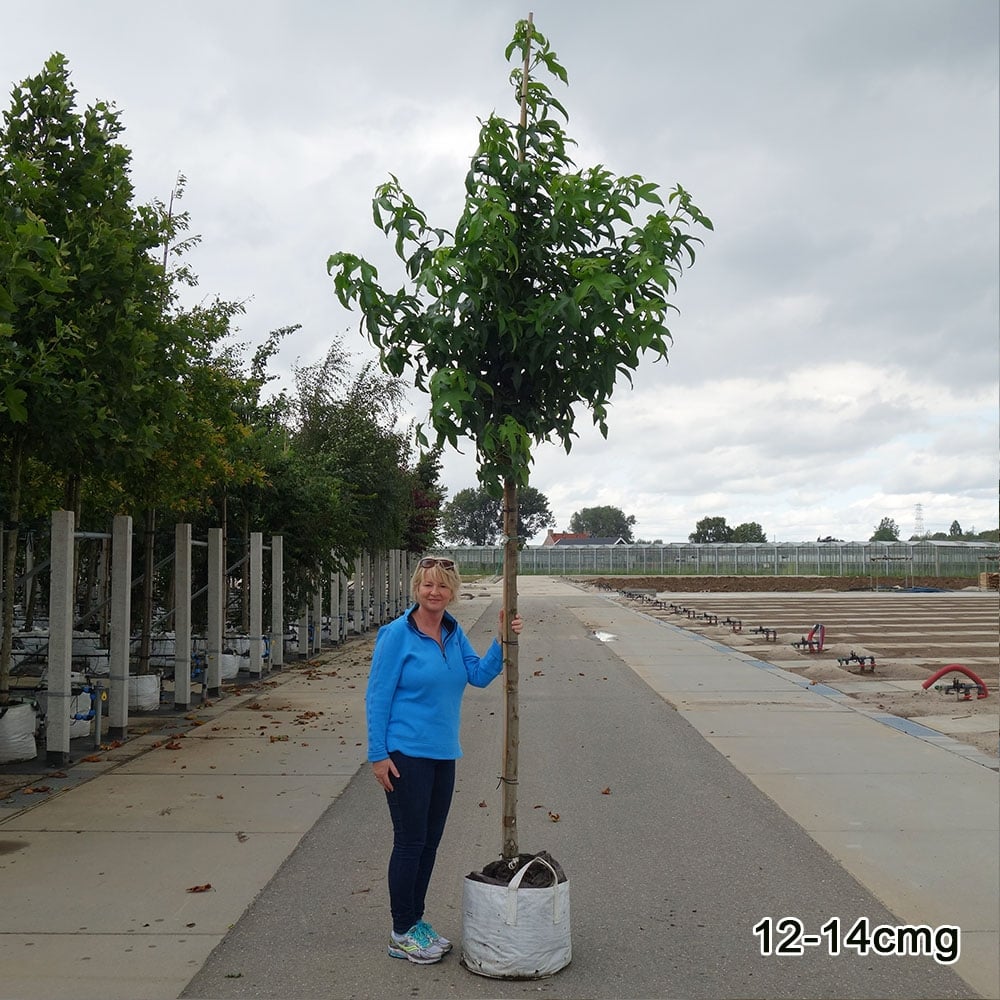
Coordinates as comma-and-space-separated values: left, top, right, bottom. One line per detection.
366, 605, 503, 762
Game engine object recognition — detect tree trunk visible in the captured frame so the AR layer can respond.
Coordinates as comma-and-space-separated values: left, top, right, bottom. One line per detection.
0, 433, 25, 706
500, 476, 520, 859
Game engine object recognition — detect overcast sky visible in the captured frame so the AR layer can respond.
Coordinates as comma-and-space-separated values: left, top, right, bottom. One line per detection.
3, 0, 997, 543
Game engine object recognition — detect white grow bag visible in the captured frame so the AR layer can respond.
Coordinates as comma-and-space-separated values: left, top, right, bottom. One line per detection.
0, 702, 38, 763
461, 855, 571, 979
128, 674, 161, 711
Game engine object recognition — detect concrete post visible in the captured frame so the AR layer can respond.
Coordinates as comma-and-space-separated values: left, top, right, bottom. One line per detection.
174, 523, 192, 710
372, 552, 383, 627
312, 586, 322, 653
298, 606, 309, 660
340, 573, 349, 639
107, 514, 133, 741
46, 510, 74, 767
206, 528, 224, 697
249, 531, 263, 678
362, 551, 371, 631
330, 568, 340, 645
353, 555, 363, 634
270, 535, 283, 670
389, 550, 399, 620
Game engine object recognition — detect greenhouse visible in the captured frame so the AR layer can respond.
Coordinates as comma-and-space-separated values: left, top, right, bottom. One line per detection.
441, 540, 1000, 581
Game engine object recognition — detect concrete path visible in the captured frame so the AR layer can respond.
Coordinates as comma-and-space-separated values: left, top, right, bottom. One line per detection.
0, 576, 996, 999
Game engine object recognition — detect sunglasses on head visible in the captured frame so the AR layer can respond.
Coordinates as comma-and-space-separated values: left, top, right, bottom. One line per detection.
419, 557, 455, 570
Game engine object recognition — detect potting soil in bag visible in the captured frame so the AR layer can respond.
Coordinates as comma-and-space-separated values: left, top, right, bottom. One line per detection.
462, 852, 571, 979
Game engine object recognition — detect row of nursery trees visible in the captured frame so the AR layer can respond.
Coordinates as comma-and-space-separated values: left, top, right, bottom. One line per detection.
0, 54, 443, 702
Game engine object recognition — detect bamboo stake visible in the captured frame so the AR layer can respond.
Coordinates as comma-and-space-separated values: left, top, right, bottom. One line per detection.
501, 477, 520, 859
500, 11, 533, 862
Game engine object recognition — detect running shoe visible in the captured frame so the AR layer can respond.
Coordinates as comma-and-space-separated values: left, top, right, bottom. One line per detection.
415, 920, 452, 953
388, 926, 443, 964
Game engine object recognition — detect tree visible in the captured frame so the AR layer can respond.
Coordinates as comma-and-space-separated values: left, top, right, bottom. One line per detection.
0, 54, 175, 700
870, 517, 900, 542
328, 17, 710, 858
732, 521, 767, 543
689, 516, 733, 543
568, 505, 636, 541
443, 484, 555, 545
403, 448, 446, 553
949, 520, 963, 538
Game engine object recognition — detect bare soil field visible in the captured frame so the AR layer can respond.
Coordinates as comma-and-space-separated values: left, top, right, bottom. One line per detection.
580, 577, 999, 761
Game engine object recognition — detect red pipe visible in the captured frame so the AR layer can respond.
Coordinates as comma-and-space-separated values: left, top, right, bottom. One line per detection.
806, 623, 825, 652
922, 664, 990, 699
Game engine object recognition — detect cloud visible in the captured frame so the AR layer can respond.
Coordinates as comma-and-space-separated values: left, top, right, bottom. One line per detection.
2, 0, 996, 546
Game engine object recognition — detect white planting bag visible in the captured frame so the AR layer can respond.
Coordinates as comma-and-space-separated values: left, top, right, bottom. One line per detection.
0, 703, 38, 763
461, 855, 571, 979
128, 674, 161, 711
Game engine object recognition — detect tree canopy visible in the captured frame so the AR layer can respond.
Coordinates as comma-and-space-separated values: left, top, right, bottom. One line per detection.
689, 516, 767, 543
568, 505, 636, 541
0, 53, 446, 696
328, 18, 711, 490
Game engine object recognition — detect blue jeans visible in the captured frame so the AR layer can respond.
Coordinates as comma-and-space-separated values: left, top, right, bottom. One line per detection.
384, 751, 456, 935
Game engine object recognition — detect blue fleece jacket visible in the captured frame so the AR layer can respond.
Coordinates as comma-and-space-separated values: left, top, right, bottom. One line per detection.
366, 605, 503, 762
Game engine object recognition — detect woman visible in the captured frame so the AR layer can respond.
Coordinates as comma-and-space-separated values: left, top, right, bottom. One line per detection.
366, 556, 522, 965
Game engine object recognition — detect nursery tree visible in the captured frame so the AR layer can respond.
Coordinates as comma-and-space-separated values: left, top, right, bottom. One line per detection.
0, 54, 173, 699
328, 16, 710, 858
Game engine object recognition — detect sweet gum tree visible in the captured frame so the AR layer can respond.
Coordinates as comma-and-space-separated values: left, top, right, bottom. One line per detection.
328, 16, 711, 859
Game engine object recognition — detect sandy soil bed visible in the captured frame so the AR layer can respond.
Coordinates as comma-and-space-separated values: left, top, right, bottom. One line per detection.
583, 577, 999, 760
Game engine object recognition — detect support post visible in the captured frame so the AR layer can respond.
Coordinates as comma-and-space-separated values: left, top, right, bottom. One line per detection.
107, 514, 133, 740
174, 523, 192, 710
340, 572, 349, 638
249, 531, 263, 678
312, 586, 322, 654
330, 566, 340, 645
46, 510, 74, 767
353, 555, 363, 634
297, 606, 309, 660
206, 528, 223, 697
501, 477, 520, 859
270, 534, 283, 670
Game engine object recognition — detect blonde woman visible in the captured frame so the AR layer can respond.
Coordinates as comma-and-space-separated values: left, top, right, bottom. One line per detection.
366, 556, 522, 964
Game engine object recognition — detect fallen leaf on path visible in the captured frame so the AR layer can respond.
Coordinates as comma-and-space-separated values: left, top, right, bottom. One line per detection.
186, 883, 213, 893
601, 787, 612, 795
81, 755, 103, 763
548, 811, 560, 822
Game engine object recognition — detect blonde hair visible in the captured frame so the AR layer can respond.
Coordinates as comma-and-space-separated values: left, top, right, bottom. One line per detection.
410, 560, 462, 605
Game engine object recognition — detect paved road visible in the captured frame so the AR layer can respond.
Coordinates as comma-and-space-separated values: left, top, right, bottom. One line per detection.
181, 579, 980, 1000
